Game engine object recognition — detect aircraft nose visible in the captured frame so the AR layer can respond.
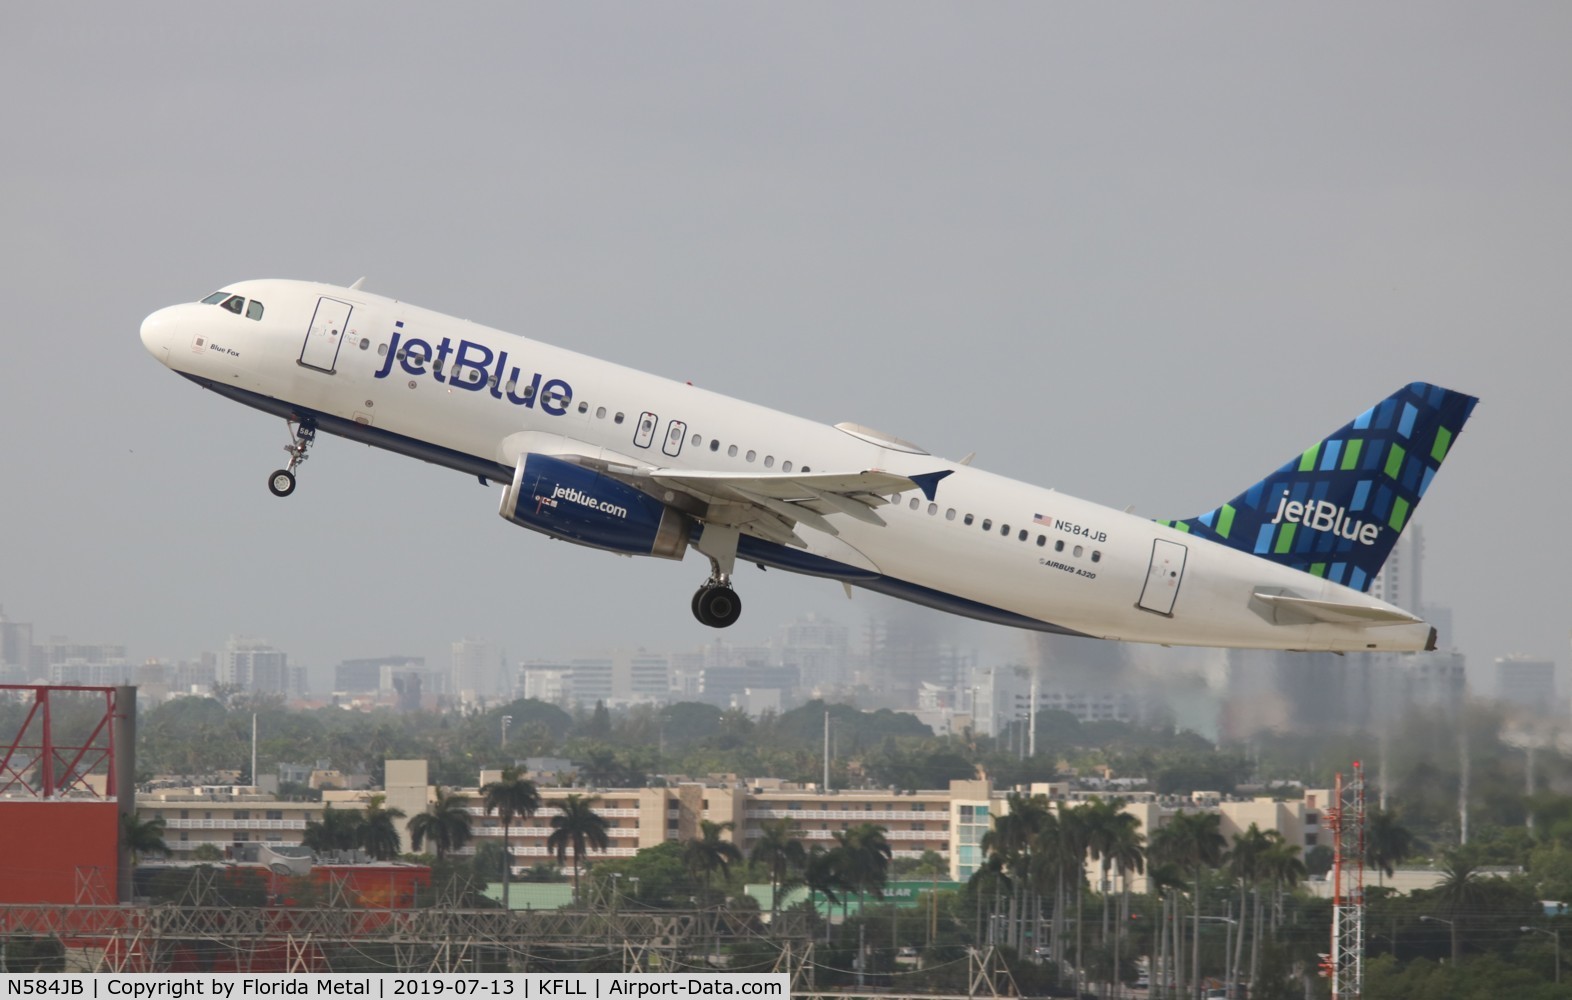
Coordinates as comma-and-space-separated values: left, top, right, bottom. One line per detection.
140, 306, 175, 362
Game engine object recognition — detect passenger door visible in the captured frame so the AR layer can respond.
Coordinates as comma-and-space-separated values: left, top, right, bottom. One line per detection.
299, 297, 354, 373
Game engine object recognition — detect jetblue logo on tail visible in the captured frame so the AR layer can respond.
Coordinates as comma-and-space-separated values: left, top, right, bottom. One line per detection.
1268, 492, 1379, 546
1161, 382, 1477, 593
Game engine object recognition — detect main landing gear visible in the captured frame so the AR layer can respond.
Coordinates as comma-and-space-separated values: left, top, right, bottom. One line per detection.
692, 524, 742, 628
267, 417, 317, 498
693, 577, 742, 628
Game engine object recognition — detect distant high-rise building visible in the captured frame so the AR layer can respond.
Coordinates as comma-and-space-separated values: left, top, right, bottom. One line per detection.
519, 662, 572, 705
568, 658, 614, 705
1369, 526, 1422, 612
0, 607, 34, 683
335, 655, 425, 694
628, 653, 672, 700
1496, 655, 1557, 713
450, 638, 494, 705
221, 636, 296, 695
775, 614, 852, 694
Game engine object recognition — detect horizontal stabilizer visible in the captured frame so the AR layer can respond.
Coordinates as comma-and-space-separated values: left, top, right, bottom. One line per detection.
1251, 590, 1423, 627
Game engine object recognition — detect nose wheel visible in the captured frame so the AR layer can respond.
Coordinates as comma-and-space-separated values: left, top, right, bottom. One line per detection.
268, 417, 317, 498
692, 578, 742, 628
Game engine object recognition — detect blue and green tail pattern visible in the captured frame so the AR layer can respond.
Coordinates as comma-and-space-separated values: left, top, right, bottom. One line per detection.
1156, 382, 1477, 593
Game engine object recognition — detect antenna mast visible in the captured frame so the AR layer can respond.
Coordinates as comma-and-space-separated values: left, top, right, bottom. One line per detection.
1327, 761, 1367, 999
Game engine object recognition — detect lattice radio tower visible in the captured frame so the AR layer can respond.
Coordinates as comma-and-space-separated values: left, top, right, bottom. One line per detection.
1326, 761, 1366, 999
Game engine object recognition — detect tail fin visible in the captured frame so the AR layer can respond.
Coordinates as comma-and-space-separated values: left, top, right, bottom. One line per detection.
1158, 382, 1478, 592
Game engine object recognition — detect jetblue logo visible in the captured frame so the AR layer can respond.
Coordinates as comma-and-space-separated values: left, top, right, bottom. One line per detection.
373, 331, 572, 415
1268, 491, 1380, 545
543, 484, 629, 520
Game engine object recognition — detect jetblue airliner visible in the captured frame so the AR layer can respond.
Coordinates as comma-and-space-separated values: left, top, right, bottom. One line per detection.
140, 279, 1476, 651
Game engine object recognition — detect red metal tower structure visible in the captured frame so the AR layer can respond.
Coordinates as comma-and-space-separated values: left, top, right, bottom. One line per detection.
0, 685, 126, 798
1326, 761, 1366, 999
0, 684, 137, 903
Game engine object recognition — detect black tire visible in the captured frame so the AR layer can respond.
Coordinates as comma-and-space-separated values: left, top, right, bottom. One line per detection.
268, 469, 296, 497
692, 588, 709, 625
698, 586, 742, 628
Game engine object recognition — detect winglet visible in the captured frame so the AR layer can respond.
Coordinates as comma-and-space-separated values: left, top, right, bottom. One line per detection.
909, 470, 954, 502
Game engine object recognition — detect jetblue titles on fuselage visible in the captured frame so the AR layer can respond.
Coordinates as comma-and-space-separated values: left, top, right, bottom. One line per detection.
373, 330, 574, 415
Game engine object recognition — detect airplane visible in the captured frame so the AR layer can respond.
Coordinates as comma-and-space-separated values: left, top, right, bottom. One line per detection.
139, 279, 1477, 652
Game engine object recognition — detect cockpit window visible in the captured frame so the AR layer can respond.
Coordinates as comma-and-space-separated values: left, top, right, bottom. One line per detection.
246, 300, 264, 321
220, 295, 245, 315
201, 291, 229, 304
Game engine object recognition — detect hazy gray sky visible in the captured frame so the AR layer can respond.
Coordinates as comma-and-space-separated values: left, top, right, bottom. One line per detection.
2, 4, 1567, 690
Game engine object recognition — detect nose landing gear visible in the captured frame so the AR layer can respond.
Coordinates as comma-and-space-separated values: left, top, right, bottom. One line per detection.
267, 417, 317, 498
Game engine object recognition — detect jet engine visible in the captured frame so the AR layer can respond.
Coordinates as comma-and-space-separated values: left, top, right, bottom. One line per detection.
499, 453, 690, 559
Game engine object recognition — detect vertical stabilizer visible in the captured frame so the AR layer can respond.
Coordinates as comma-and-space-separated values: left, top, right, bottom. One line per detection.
1159, 382, 1477, 592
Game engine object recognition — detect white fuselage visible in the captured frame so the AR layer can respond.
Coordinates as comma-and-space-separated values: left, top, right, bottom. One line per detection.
140, 279, 1435, 652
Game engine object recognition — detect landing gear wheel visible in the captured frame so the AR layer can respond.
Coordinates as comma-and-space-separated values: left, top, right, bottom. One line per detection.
268, 416, 317, 497
693, 585, 742, 629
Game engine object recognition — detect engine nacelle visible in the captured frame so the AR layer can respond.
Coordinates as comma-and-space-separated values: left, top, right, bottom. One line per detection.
499, 453, 689, 560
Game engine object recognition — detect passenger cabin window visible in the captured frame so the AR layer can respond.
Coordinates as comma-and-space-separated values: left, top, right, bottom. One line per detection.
246, 300, 264, 321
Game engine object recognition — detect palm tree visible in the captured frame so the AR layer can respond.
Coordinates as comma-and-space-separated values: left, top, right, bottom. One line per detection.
1257, 835, 1305, 982
407, 787, 475, 860
1365, 807, 1417, 887
804, 847, 850, 942
1059, 803, 1097, 993
303, 803, 364, 854
1107, 812, 1146, 997
359, 794, 407, 860
686, 819, 745, 898
482, 767, 541, 910
1144, 856, 1190, 1000
1435, 850, 1486, 964
1226, 824, 1273, 990
831, 823, 892, 907
749, 818, 806, 920
121, 813, 168, 863
1164, 810, 1227, 1000
1078, 797, 1126, 940
983, 793, 1050, 951
547, 793, 610, 904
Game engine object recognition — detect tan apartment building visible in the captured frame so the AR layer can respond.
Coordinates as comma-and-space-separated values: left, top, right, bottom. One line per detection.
141, 763, 1331, 890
